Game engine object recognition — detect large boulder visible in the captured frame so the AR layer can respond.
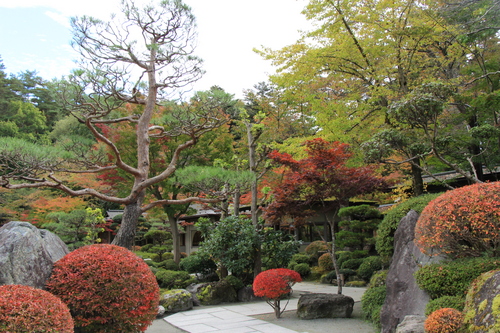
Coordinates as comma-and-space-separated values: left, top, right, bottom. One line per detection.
160, 289, 194, 313
380, 210, 444, 333
194, 280, 238, 305
297, 293, 354, 320
463, 270, 500, 332
0, 221, 69, 289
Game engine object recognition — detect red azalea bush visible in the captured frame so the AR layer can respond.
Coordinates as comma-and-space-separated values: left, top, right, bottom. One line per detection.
253, 268, 302, 318
0, 284, 74, 332
415, 182, 500, 258
46, 244, 160, 333
424, 308, 464, 333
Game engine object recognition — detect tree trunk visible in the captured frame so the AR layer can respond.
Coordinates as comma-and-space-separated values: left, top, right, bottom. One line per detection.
233, 187, 240, 216
112, 195, 144, 249
325, 211, 342, 294
274, 299, 281, 318
168, 215, 181, 264
410, 160, 424, 196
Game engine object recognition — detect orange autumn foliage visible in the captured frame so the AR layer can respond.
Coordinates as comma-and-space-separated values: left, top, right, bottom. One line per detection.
424, 308, 464, 333
415, 182, 500, 258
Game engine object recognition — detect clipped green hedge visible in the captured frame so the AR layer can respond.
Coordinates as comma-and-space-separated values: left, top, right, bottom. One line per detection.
155, 269, 195, 289
294, 263, 311, 277
358, 256, 385, 281
425, 296, 465, 316
415, 257, 500, 299
361, 285, 386, 329
376, 193, 441, 258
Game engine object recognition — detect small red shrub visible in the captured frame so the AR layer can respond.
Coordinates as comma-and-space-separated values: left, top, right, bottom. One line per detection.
424, 308, 464, 333
253, 268, 302, 299
0, 284, 74, 332
253, 268, 302, 318
415, 182, 500, 258
46, 244, 160, 332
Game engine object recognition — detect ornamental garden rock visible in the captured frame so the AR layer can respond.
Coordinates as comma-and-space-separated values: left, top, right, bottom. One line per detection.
0, 221, 69, 288
296, 293, 354, 319
463, 270, 500, 332
160, 289, 193, 313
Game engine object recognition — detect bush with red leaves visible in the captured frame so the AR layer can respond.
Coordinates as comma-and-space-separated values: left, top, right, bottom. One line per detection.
0, 284, 74, 332
46, 244, 159, 332
253, 268, 302, 318
424, 308, 464, 333
415, 182, 500, 258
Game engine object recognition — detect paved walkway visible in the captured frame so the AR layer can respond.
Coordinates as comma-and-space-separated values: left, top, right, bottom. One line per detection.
147, 282, 374, 333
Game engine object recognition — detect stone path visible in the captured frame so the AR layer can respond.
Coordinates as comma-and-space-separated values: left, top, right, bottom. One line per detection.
147, 282, 375, 333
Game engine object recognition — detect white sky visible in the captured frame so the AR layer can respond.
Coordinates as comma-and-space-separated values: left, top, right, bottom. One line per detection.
0, 0, 310, 98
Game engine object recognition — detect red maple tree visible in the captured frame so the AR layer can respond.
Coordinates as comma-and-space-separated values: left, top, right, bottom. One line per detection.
264, 138, 387, 293
253, 268, 302, 318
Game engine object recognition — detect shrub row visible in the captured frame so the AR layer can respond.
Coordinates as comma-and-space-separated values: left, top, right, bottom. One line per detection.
414, 257, 500, 299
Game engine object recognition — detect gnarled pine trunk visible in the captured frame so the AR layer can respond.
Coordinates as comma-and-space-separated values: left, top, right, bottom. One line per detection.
112, 192, 145, 250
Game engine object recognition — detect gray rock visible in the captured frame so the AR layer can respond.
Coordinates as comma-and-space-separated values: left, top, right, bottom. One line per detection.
0, 221, 69, 289
195, 280, 237, 306
237, 286, 261, 302
157, 305, 166, 317
380, 210, 444, 333
395, 315, 426, 333
297, 293, 354, 319
160, 289, 194, 313
463, 269, 500, 331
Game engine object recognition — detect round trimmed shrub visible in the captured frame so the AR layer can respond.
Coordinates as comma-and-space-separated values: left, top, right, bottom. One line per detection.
155, 269, 195, 289
291, 253, 311, 265
0, 284, 74, 332
179, 252, 217, 275
341, 258, 364, 270
293, 263, 311, 277
425, 296, 465, 316
156, 259, 179, 271
46, 244, 160, 333
318, 253, 334, 271
304, 240, 328, 263
416, 182, 500, 258
357, 256, 384, 281
424, 308, 464, 333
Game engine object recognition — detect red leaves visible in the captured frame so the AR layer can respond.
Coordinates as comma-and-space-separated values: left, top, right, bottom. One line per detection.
46, 244, 160, 332
264, 138, 388, 225
253, 268, 302, 300
0, 284, 74, 332
415, 182, 500, 258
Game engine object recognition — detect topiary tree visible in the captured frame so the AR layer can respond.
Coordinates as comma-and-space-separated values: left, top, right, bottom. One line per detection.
415, 182, 500, 258
424, 308, 464, 333
45, 244, 159, 332
253, 268, 302, 318
0, 284, 74, 333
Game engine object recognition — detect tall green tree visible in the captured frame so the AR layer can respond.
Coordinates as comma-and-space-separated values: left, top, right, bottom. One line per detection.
0, 0, 227, 249
258, 0, 500, 194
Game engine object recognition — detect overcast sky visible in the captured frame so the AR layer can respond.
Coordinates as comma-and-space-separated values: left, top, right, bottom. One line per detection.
0, 0, 310, 98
